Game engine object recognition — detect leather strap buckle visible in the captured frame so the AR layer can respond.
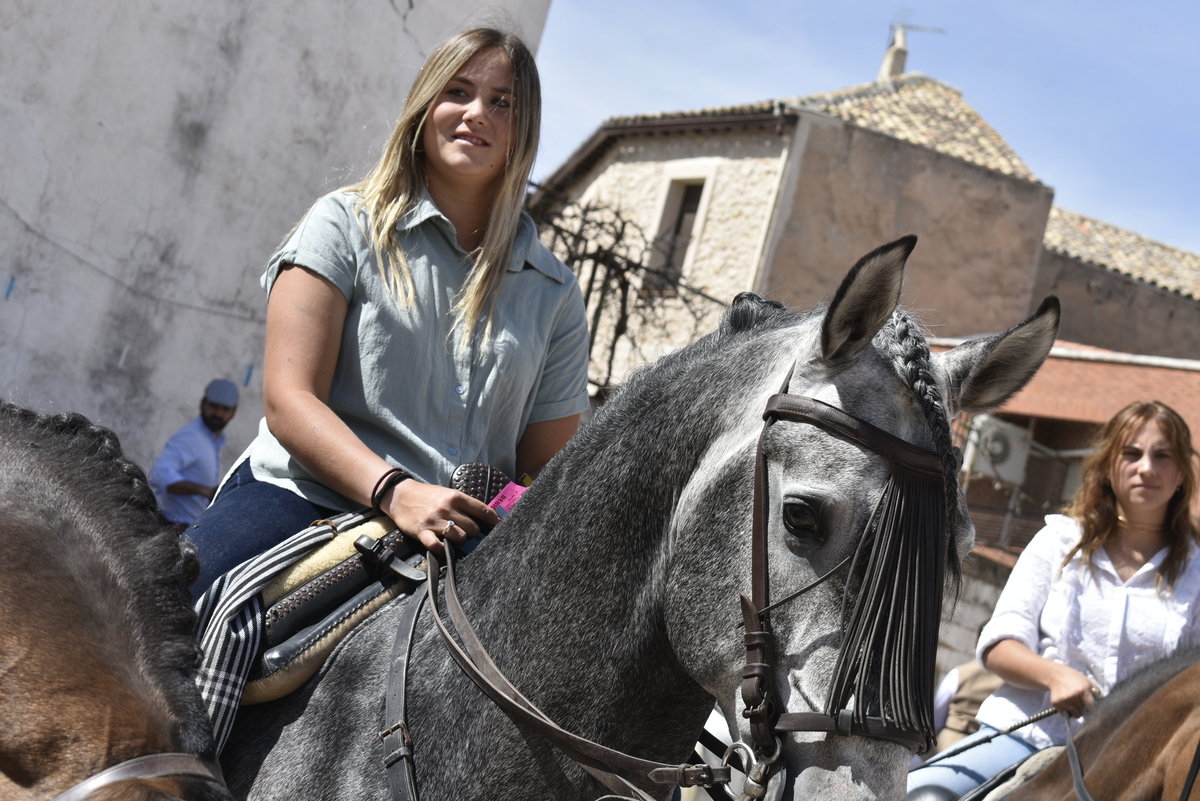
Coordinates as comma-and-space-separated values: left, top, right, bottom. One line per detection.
378, 719, 412, 745
681, 763, 731, 787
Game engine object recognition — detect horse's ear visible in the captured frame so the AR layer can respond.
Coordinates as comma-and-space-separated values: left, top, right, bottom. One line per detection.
936, 296, 1061, 415
821, 235, 916, 364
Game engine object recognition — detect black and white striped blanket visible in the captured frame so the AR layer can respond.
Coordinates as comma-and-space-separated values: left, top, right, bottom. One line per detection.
192, 509, 375, 753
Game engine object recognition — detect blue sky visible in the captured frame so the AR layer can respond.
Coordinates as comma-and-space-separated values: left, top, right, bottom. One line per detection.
533, 1, 1200, 254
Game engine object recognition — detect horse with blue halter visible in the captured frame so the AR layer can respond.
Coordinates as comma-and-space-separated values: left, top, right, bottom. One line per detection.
0, 405, 231, 800
215, 235, 1059, 801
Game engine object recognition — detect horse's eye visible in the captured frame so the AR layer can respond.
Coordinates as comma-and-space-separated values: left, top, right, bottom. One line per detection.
782, 501, 819, 540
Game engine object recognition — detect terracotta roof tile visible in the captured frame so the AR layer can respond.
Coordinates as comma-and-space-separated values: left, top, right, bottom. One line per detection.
933, 340, 1200, 449
996, 345, 1200, 449
789, 74, 1037, 180
1044, 206, 1200, 300
607, 100, 780, 124
603, 74, 1036, 181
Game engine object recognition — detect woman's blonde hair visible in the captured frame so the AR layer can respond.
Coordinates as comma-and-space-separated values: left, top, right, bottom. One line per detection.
346, 27, 540, 344
1063, 400, 1198, 589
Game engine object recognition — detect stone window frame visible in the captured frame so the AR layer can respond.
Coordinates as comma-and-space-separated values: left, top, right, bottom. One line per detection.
644, 158, 719, 295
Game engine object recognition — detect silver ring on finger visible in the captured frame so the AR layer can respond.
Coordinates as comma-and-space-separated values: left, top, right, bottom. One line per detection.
442, 520, 456, 535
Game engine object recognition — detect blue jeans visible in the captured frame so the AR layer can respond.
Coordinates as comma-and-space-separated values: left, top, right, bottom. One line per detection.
906, 725, 1039, 799
186, 460, 336, 596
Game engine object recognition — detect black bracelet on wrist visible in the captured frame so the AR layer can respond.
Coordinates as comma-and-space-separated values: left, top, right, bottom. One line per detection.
371, 466, 412, 511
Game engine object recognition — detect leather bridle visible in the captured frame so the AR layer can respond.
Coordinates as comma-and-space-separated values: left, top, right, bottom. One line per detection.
740, 392, 947, 765
48, 752, 226, 801
383, 387, 951, 801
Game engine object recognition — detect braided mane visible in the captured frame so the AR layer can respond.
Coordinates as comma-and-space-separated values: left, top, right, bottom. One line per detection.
0, 401, 213, 756
882, 309, 963, 587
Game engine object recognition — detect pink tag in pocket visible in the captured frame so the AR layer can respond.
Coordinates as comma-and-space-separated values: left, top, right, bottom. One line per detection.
488, 482, 528, 518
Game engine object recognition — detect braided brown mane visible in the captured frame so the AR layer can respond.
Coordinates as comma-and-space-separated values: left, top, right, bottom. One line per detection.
0, 401, 216, 765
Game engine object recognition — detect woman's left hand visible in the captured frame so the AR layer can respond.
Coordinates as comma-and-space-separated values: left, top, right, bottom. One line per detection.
382, 478, 499, 554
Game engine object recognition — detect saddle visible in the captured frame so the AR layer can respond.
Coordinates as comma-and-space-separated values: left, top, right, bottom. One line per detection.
241, 464, 520, 705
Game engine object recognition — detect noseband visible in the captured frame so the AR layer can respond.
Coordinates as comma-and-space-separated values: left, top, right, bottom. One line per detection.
741, 392, 948, 761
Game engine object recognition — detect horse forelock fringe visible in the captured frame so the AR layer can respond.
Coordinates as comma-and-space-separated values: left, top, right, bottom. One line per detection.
0, 401, 210, 752
826, 465, 946, 742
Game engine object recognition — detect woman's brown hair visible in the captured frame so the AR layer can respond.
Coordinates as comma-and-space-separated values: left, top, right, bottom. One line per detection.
1063, 400, 1198, 589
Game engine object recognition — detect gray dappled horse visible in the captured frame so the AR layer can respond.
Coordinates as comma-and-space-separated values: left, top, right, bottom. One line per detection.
222, 237, 1059, 801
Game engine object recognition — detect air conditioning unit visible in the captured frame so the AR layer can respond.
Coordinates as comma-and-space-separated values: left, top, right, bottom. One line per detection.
966, 415, 1030, 487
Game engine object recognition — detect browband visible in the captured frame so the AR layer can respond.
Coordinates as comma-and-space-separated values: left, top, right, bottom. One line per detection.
763, 395, 945, 477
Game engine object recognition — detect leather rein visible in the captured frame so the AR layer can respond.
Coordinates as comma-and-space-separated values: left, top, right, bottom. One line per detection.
380, 390, 948, 801
48, 752, 226, 801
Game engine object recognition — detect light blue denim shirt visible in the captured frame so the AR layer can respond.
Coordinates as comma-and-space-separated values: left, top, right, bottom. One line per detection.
239, 190, 590, 511
149, 415, 225, 525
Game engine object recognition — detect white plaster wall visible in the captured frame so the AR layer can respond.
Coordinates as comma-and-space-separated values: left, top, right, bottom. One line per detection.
0, 0, 550, 471
562, 128, 787, 384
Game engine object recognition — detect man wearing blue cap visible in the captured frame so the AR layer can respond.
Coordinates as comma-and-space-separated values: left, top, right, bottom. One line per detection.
149, 379, 239, 525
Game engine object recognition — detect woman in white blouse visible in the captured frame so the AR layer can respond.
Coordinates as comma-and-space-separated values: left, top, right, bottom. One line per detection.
908, 400, 1199, 800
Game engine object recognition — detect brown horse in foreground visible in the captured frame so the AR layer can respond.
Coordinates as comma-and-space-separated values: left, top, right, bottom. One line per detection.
999, 648, 1200, 801
0, 403, 230, 800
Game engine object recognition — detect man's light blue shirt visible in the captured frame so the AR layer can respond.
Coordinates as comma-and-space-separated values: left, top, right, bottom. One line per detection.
238, 191, 590, 511
150, 416, 225, 524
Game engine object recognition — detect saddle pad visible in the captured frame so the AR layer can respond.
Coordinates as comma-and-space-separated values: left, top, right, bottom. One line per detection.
262, 516, 394, 606
242, 516, 411, 706
261, 525, 409, 648
194, 508, 377, 754
239, 465, 512, 707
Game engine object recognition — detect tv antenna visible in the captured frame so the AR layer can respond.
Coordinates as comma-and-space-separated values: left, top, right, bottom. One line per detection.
878, 11, 945, 81
888, 8, 946, 41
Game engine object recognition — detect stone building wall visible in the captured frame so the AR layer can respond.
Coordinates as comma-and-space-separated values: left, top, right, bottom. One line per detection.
556, 127, 789, 385
0, 0, 550, 470
1031, 250, 1200, 360
763, 112, 1054, 339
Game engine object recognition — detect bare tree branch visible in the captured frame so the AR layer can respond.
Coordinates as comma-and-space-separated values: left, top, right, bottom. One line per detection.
527, 190, 726, 399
